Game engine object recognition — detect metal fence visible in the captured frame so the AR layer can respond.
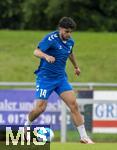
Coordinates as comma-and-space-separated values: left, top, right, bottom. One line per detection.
0, 82, 117, 89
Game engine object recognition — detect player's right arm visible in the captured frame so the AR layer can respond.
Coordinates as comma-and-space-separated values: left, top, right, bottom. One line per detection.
34, 48, 55, 63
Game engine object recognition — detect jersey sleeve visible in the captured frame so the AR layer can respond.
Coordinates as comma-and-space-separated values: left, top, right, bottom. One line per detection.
70, 40, 75, 54
37, 34, 53, 52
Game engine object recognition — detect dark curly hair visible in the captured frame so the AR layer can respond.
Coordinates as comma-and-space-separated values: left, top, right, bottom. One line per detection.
58, 17, 76, 30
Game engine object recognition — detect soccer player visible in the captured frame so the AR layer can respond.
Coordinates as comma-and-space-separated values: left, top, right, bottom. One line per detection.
24, 17, 94, 144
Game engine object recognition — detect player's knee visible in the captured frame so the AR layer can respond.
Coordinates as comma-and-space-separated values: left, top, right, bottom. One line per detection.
36, 100, 47, 113
39, 106, 46, 113
69, 101, 78, 113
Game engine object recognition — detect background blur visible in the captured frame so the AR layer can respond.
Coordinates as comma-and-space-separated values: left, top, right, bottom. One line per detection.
0, 0, 117, 149
0, 0, 117, 31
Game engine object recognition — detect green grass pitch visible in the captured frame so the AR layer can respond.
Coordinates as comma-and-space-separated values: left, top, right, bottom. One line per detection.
0, 142, 117, 150
0, 30, 117, 83
51, 143, 117, 150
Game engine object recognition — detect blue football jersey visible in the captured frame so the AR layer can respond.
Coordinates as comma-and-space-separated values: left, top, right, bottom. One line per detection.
34, 31, 74, 78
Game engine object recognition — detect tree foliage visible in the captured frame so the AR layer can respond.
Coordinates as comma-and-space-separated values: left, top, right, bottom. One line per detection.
0, 0, 117, 31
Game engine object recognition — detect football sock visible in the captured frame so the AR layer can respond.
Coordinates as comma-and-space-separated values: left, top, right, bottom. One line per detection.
77, 124, 88, 138
24, 117, 32, 126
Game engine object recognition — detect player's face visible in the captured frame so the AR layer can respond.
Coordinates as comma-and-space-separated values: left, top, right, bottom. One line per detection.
59, 27, 72, 41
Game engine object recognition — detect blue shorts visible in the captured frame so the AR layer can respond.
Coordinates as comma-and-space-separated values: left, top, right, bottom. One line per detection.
35, 76, 73, 100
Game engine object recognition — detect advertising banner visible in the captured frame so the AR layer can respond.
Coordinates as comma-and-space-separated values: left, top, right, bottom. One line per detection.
0, 90, 63, 130
93, 91, 117, 133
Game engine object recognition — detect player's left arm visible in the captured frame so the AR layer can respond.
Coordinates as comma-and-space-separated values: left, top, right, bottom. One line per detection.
69, 52, 81, 76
